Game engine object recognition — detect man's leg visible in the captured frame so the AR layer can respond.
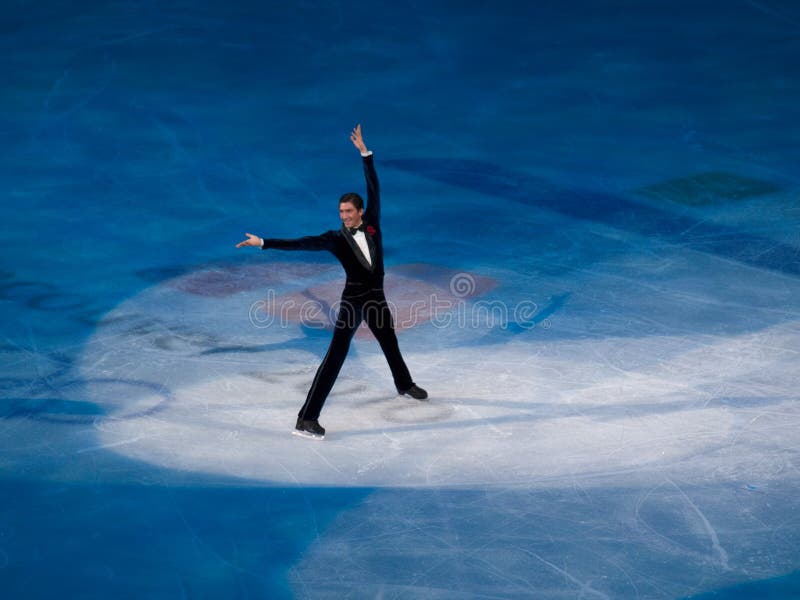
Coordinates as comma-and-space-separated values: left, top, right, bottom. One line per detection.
298, 300, 360, 421
364, 298, 414, 393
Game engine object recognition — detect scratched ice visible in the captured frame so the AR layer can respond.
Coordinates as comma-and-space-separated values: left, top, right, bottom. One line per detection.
59, 232, 800, 597
3, 1, 800, 597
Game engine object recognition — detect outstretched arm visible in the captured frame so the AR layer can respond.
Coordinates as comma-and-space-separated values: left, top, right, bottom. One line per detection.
235, 231, 335, 252
350, 124, 380, 225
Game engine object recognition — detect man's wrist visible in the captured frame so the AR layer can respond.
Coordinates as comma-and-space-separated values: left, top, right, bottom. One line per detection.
360, 149, 372, 157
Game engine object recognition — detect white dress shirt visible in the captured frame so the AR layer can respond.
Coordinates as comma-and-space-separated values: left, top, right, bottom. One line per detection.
351, 229, 372, 265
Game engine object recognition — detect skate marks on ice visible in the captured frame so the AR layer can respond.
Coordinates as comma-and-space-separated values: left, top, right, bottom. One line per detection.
287, 479, 800, 599
0, 335, 172, 425
3, 252, 794, 488
384, 158, 798, 277
73, 313, 800, 488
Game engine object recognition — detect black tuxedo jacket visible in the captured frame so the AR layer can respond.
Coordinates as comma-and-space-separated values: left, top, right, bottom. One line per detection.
261, 154, 385, 292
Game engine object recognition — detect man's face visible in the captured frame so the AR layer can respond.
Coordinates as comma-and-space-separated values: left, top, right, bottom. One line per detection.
339, 201, 363, 229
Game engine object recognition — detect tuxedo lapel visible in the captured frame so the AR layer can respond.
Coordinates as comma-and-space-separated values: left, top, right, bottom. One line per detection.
341, 226, 374, 272
364, 228, 377, 262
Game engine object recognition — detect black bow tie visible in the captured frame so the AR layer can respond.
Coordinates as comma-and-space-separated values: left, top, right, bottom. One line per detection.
348, 224, 366, 235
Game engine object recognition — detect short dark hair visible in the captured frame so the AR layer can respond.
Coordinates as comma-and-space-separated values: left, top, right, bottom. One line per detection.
339, 192, 363, 211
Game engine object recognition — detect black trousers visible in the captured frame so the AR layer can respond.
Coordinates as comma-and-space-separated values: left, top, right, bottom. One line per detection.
298, 288, 413, 421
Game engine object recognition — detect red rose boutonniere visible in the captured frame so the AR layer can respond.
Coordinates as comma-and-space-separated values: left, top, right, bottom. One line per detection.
366, 225, 376, 236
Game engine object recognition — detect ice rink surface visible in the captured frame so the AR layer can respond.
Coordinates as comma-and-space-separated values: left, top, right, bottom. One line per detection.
2, 1, 799, 598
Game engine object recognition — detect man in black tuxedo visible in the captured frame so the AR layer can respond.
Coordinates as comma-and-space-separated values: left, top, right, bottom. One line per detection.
236, 125, 427, 439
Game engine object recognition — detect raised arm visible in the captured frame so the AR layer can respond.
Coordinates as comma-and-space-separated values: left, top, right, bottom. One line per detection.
235, 231, 335, 252
350, 124, 379, 225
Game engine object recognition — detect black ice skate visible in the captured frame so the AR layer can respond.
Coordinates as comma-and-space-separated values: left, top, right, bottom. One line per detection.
293, 418, 326, 440
399, 384, 428, 400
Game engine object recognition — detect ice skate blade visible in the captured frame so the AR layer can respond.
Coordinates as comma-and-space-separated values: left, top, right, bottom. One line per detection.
292, 429, 325, 440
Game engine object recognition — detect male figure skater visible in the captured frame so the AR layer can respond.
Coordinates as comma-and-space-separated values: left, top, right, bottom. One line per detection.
236, 125, 427, 439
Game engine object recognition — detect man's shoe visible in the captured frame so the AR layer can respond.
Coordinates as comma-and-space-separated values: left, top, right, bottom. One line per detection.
399, 384, 428, 400
293, 418, 325, 440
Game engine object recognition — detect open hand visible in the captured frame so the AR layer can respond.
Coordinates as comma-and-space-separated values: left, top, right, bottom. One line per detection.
350, 124, 368, 154
236, 233, 262, 248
